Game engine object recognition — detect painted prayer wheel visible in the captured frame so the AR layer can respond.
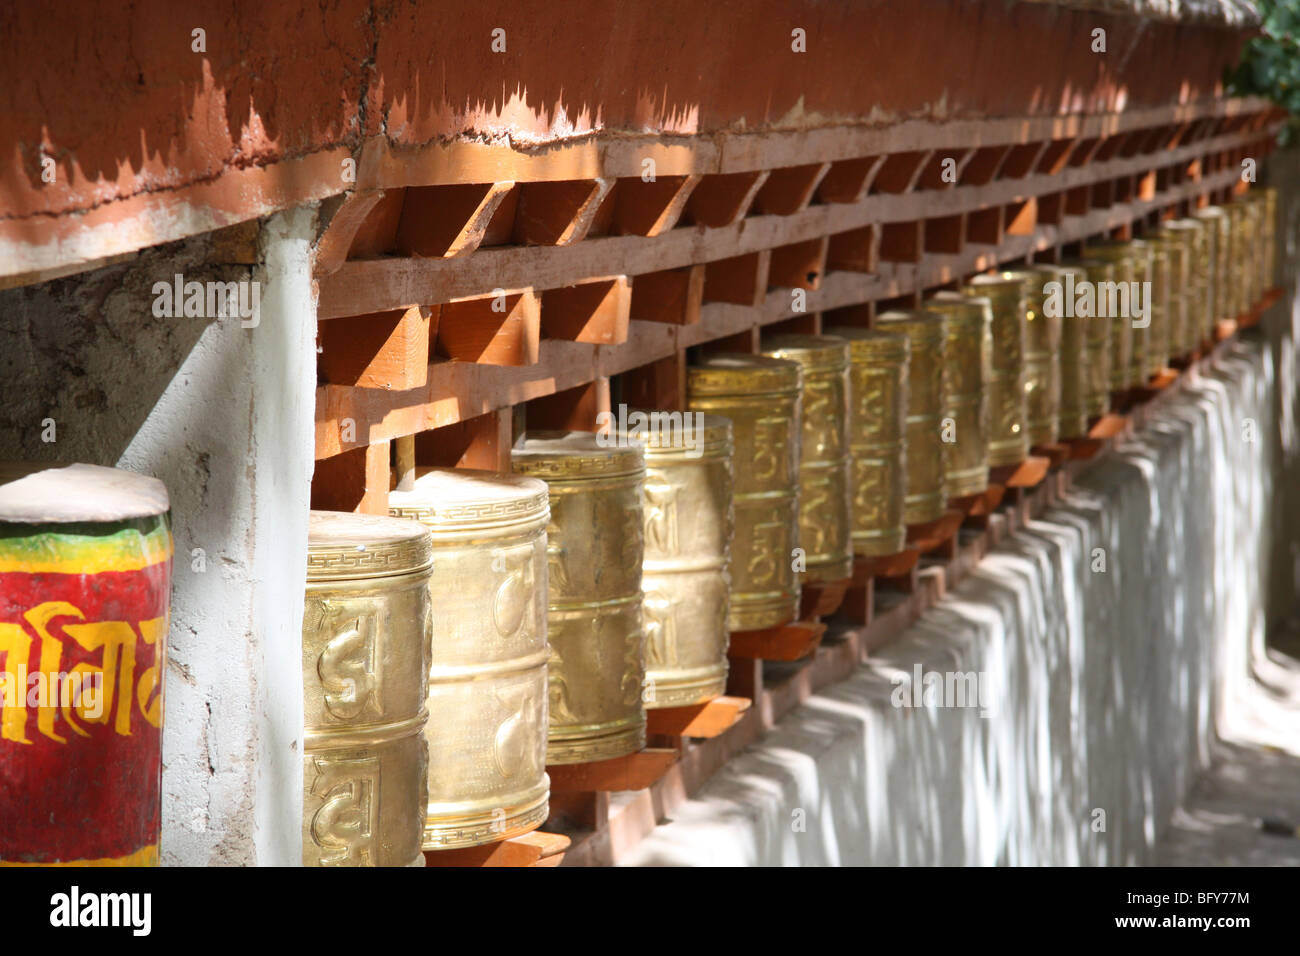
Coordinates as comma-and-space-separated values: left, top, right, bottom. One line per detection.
638, 413, 733, 709
687, 355, 802, 630
926, 294, 992, 496
962, 273, 1030, 467
388, 468, 551, 847
874, 310, 948, 526
825, 326, 910, 558
1008, 266, 1063, 447
0, 463, 171, 866
511, 433, 645, 765
1194, 206, 1230, 330
763, 335, 854, 583
1061, 257, 1115, 420
1045, 264, 1091, 440
1154, 222, 1198, 359
1085, 240, 1144, 389
303, 511, 432, 865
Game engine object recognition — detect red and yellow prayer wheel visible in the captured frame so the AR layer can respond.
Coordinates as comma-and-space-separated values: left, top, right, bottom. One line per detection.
0, 463, 171, 867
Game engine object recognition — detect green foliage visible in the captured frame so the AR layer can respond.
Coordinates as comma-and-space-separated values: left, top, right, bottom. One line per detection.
1228, 1, 1300, 144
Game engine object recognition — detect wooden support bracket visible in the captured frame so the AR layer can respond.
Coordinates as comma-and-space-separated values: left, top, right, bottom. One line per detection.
728, 620, 826, 662
644, 696, 751, 739
423, 831, 570, 868
547, 748, 679, 792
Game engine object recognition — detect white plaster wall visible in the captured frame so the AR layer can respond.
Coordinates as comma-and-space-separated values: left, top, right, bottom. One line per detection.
621, 338, 1274, 866
0, 207, 318, 865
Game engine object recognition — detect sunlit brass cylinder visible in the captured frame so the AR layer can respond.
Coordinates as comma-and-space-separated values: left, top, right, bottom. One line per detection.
874, 310, 948, 525
387, 469, 551, 847
511, 433, 646, 765
1048, 264, 1092, 439
1224, 200, 1254, 318
304, 511, 433, 866
763, 335, 853, 583
962, 272, 1029, 466
1245, 187, 1278, 295
1194, 206, 1230, 331
925, 294, 992, 496
825, 326, 910, 557
1170, 217, 1213, 352
1085, 240, 1146, 389
1141, 241, 1170, 375
1060, 257, 1115, 420
1005, 266, 1063, 447
1154, 222, 1198, 359
637, 413, 734, 709
688, 355, 802, 630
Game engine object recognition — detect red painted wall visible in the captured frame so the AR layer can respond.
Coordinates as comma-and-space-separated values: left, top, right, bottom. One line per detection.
0, 0, 1250, 264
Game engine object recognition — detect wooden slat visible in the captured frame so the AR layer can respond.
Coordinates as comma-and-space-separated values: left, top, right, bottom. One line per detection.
313, 152, 1271, 455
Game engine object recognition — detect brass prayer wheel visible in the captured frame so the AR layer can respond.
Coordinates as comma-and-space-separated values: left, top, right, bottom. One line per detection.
1154, 222, 1198, 359
925, 294, 992, 496
1007, 266, 1062, 447
637, 413, 734, 709
1060, 257, 1115, 420
1085, 240, 1146, 389
962, 273, 1029, 467
304, 510, 432, 866
688, 354, 802, 630
1194, 206, 1230, 330
388, 468, 551, 847
762, 335, 854, 583
1171, 217, 1214, 352
1223, 200, 1252, 318
1047, 264, 1092, 439
0, 463, 172, 867
825, 326, 910, 557
1244, 187, 1278, 295
874, 310, 948, 526
1145, 241, 1171, 376
512, 433, 646, 765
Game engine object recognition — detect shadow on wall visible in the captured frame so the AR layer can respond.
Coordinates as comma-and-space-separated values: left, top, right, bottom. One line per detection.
622, 338, 1272, 866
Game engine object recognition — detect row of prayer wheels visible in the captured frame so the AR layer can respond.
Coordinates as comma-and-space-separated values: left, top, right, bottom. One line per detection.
0, 190, 1273, 867
298, 192, 1276, 865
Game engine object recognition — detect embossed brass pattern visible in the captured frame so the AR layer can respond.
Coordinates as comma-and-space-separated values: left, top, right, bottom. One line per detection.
1194, 206, 1230, 329
511, 434, 646, 765
825, 327, 909, 557
962, 272, 1029, 466
688, 354, 802, 629
1154, 223, 1197, 359
639, 414, 733, 708
1084, 241, 1145, 389
763, 335, 853, 583
304, 511, 434, 866
874, 310, 948, 525
1061, 258, 1115, 419
925, 295, 992, 495
387, 468, 552, 848
1005, 267, 1062, 446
